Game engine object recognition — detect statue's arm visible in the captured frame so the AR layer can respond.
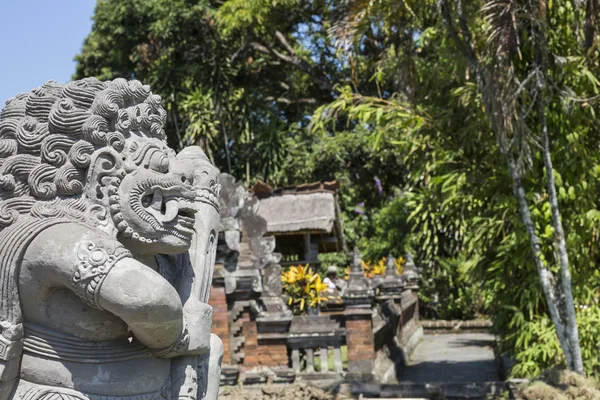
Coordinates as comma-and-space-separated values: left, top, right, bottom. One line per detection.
97, 258, 184, 350
24, 224, 196, 354
89, 257, 210, 356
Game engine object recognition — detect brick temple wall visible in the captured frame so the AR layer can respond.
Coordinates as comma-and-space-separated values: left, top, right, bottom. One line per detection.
208, 285, 230, 363
242, 320, 259, 367
258, 338, 289, 367
345, 315, 375, 374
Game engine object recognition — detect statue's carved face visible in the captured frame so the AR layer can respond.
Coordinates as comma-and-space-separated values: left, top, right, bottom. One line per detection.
108, 136, 200, 254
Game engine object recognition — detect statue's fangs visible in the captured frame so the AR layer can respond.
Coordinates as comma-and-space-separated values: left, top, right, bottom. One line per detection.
0, 78, 223, 400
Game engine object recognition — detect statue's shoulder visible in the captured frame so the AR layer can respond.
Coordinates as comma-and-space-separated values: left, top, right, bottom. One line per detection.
24, 222, 130, 277
23, 221, 132, 309
26, 221, 126, 261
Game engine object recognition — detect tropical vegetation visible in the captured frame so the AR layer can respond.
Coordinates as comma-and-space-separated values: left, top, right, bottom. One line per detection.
75, 0, 600, 378
281, 265, 330, 315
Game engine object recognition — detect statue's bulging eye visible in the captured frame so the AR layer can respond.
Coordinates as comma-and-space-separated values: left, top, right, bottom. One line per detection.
148, 151, 169, 173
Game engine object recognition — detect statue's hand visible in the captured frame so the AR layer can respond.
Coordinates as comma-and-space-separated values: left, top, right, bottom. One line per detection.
160, 146, 218, 357
151, 296, 212, 358
182, 297, 213, 355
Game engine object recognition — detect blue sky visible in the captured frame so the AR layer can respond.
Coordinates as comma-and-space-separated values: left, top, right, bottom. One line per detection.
0, 1, 96, 105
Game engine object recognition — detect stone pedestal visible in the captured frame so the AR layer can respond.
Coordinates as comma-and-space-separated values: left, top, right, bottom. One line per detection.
251, 261, 292, 370
255, 313, 292, 369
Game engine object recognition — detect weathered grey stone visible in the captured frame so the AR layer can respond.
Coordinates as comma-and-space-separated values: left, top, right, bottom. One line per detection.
0, 79, 221, 400
401, 251, 420, 288
224, 230, 242, 252
376, 254, 404, 296
251, 263, 292, 320
256, 192, 338, 234
262, 264, 282, 297
342, 248, 374, 306
214, 173, 291, 366
220, 217, 240, 232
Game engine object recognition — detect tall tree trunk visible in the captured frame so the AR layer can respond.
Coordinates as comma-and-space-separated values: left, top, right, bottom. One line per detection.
169, 102, 184, 150
501, 147, 573, 369
537, 97, 583, 373
215, 102, 232, 173
535, 0, 584, 373
585, 0, 598, 50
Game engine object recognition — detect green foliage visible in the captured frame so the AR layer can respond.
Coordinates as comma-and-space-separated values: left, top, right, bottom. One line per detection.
281, 265, 329, 315
76, 0, 600, 378
313, 345, 348, 372
317, 252, 349, 277
216, 0, 301, 35
503, 306, 600, 379
75, 0, 338, 183
304, 0, 600, 377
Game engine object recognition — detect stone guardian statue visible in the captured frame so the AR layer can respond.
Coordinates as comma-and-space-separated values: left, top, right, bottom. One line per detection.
0, 78, 223, 400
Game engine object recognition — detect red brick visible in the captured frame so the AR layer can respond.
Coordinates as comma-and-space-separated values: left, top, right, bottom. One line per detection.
242, 320, 259, 367
346, 318, 375, 364
208, 285, 230, 363
256, 337, 289, 367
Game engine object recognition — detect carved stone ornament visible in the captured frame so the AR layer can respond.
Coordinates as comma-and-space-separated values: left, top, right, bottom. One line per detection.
375, 254, 404, 295
402, 251, 420, 287
0, 78, 222, 400
343, 247, 374, 305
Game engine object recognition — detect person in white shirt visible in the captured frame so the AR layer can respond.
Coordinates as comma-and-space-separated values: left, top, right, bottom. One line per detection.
323, 265, 348, 295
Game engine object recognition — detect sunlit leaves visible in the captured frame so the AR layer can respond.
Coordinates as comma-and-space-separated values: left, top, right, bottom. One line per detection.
281, 265, 329, 314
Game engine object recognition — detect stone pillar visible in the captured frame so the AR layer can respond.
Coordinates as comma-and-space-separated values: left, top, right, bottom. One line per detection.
343, 248, 375, 381
401, 251, 420, 289
398, 253, 423, 363
371, 255, 404, 356
208, 281, 230, 364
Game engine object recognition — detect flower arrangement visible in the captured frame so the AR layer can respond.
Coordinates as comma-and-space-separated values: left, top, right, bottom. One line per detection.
281, 265, 329, 314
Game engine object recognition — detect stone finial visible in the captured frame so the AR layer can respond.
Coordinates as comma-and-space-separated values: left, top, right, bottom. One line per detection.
343, 247, 373, 305
378, 253, 404, 295
350, 246, 363, 273
402, 251, 419, 287
215, 174, 290, 327
385, 254, 398, 277
405, 252, 415, 269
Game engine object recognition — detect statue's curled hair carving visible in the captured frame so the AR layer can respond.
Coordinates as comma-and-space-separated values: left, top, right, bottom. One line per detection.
0, 78, 167, 231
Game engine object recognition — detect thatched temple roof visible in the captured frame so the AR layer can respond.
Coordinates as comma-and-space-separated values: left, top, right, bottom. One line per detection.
251, 181, 343, 246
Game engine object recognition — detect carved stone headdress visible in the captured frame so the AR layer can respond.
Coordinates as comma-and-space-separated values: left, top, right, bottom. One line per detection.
0, 78, 167, 230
